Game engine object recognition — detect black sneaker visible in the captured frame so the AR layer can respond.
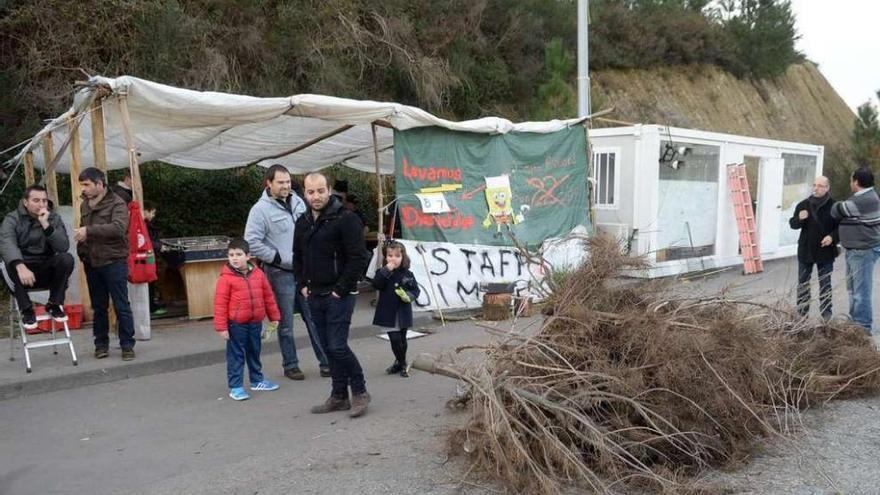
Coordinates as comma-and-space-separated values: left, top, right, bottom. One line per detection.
385, 362, 402, 375
20, 309, 37, 330
46, 303, 68, 322
319, 366, 332, 378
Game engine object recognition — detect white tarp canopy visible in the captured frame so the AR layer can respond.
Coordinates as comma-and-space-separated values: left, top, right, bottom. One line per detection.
17, 75, 587, 175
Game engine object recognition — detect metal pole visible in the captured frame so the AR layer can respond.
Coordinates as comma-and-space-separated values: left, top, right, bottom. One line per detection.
577, 0, 591, 118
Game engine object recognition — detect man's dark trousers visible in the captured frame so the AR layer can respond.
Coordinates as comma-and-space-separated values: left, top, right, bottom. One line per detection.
309, 293, 365, 399
797, 260, 834, 320
86, 260, 135, 351
4, 254, 75, 310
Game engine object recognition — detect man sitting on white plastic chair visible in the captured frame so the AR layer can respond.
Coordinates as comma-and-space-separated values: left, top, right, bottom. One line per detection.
0, 185, 75, 330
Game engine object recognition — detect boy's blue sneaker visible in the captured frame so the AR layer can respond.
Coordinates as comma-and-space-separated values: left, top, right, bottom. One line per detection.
228, 387, 250, 401
250, 380, 279, 392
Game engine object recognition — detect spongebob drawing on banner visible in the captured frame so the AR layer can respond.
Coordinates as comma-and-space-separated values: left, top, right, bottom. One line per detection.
394, 126, 590, 247
482, 175, 529, 237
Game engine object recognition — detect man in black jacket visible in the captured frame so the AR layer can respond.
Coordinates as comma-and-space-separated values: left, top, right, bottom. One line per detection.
111, 168, 133, 204
294, 172, 371, 418
0, 185, 74, 329
789, 176, 838, 320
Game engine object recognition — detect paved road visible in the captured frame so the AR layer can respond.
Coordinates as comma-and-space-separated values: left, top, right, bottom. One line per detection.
0, 313, 524, 495
3, 255, 880, 494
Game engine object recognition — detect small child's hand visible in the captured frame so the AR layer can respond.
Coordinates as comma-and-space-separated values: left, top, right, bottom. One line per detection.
394, 286, 412, 303
262, 321, 278, 341
218, 330, 229, 340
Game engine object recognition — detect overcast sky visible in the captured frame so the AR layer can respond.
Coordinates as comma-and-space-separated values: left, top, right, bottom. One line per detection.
789, 0, 879, 113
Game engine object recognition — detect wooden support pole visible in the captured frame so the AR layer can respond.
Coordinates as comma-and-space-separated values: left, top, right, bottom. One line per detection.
23, 152, 35, 186
69, 118, 83, 228
91, 97, 107, 172
117, 94, 143, 206
252, 124, 355, 164
42, 132, 59, 205
68, 117, 91, 314
372, 123, 384, 246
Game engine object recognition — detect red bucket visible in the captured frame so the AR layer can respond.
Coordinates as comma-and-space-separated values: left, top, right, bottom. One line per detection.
64, 304, 83, 329
30, 304, 83, 333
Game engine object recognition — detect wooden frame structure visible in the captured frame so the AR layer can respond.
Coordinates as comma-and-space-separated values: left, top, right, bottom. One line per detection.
20, 82, 395, 313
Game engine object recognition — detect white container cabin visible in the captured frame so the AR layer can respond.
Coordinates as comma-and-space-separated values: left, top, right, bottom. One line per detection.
589, 125, 824, 277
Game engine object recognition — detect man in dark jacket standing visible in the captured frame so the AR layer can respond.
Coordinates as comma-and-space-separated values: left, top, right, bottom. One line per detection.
111, 168, 133, 204
245, 165, 328, 380
75, 167, 136, 360
789, 176, 838, 320
294, 172, 371, 418
830, 167, 880, 333
0, 185, 75, 329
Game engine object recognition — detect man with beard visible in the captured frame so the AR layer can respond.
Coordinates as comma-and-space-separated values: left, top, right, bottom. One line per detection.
0, 185, 75, 329
245, 165, 329, 380
294, 172, 371, 417
75, 167, 135, 360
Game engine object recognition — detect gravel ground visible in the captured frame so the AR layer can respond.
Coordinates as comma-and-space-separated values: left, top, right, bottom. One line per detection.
706, 392, 880, 495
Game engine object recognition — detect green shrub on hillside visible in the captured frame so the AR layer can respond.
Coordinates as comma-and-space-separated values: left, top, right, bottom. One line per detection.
853, 92, 880, 170
0, 0, 808, 228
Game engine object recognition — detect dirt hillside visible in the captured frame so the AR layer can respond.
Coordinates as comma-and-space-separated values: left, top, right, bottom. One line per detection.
592, 62, 855, 189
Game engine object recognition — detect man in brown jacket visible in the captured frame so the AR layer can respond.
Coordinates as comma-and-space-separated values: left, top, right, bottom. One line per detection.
75, 167, 135, 360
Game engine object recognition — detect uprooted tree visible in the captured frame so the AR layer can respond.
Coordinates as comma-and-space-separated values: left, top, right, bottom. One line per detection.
421, 236, 880, 494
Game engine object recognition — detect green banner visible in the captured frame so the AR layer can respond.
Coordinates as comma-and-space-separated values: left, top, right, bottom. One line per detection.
394, 126, 590, 246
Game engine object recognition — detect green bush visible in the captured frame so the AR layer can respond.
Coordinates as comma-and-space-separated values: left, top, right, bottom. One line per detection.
133, 164, 263, 238
852, 93, 880, 170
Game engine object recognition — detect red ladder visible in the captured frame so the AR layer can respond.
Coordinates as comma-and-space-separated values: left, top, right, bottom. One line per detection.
727, 164, 763, 274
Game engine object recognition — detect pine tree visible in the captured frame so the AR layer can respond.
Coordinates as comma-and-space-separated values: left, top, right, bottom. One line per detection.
853, 91, 880, 169
723, 0, 802, 78
532, 38, 577, 120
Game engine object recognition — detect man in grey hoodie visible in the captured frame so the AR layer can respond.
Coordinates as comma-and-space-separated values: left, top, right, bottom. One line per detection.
245, 165, 328, 380
830, 167, 880, 333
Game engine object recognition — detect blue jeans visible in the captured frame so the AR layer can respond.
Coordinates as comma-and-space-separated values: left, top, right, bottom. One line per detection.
845, 247, 880, 333
86, 261, 135, 350
264, 266, 299, 370
797, 260, 834, 320
309, 293, 365, 398
226, 322, 263, 388
296, 291, 328, 368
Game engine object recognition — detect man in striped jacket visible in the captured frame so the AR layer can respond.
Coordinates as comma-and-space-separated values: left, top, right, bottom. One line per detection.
830, 167, 880, 333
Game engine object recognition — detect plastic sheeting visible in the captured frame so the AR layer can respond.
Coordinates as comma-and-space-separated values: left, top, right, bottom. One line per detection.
18, 75, 586, 175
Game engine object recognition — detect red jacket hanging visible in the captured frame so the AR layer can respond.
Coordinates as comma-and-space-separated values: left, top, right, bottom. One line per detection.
127, 201, 158, 284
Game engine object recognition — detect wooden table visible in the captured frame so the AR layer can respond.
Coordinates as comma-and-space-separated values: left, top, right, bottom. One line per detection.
179, 259, 225, 319
162, 236, 230, 320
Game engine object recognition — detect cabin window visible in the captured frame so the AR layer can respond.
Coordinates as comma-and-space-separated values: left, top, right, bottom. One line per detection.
656, 141, 720, 262
592, 149, 618, 208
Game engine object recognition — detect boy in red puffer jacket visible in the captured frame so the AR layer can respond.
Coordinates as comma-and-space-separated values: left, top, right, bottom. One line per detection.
214, 238, 282, 401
